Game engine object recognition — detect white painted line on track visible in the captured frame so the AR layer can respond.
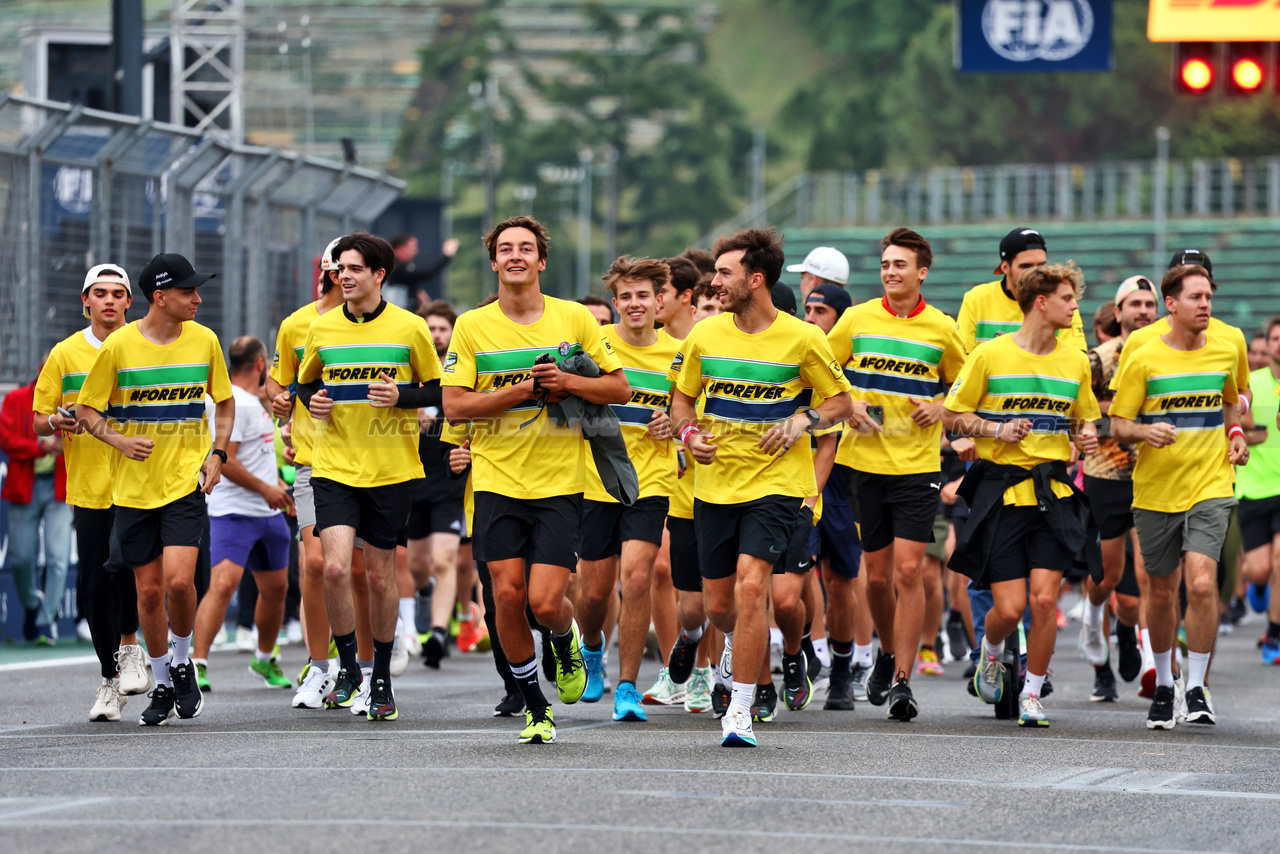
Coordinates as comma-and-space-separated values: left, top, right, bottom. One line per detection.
0, 656, 98, 672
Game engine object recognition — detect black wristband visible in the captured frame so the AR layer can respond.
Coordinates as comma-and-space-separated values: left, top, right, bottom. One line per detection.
209, 448, 228, 464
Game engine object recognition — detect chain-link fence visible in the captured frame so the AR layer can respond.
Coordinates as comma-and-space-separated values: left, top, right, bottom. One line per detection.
0, 93, 404, 386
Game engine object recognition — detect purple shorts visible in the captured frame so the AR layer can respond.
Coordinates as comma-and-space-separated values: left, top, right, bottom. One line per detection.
209, 513, 291, 572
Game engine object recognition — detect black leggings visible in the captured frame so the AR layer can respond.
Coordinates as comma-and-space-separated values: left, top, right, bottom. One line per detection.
475, 560, 517, 693
74, 507, 139, 680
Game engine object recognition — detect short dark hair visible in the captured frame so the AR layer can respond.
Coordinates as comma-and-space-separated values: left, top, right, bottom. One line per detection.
603, 255, 670, 296
679, 247, 716, 276
334, 231, 396, 280
711, 227, 785, 289
389, 233, 415, 250
692, 272, 718, 304
1161, 264, 1216, 300
1264, 317, 1280, 339
1093, 302, 1120, 338
229, 336, 266, 373
1015, 261, 1083, 314
484, 216, 549, 262
881, 227, 933, 270
666, 255, 701, 295
419, 299, 456, 327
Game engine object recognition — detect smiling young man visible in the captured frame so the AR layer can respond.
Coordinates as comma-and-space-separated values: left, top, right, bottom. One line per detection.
574, 256, 681, 723
33, 264, 150, 721
77, 253, 234, 726
1109, 265, 1247, 730
297, 232, 440, 723
826, 228, 967, 722
670, 227, 852, 747
441, 215, 629, 745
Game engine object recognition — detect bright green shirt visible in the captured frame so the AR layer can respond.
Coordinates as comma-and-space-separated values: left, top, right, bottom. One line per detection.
1237, 366, 1280, 500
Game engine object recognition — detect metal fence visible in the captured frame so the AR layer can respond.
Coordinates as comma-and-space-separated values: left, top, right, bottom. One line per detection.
0, 93, 404, 386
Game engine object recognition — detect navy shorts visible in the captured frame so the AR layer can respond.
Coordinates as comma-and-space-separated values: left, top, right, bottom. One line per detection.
809, 463, 862, 579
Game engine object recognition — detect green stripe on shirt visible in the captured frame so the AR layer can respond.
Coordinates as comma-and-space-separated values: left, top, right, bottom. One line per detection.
317, 344, 412, 366
851, 335, 942, 364
700, 355, 799, 384
985, 374, 1081, 399
117, 363, 210, 388
1146, 372, 1228, 397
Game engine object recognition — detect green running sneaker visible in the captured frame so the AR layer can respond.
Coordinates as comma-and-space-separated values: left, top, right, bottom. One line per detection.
553, 620, 587, 704
195, 660, 211, 692
249, 656, 291, 689
519, 705, 556, 744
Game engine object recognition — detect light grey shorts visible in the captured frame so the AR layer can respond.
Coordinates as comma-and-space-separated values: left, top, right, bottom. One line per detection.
1133, 497, 1236, 578
294, 465, 316, 531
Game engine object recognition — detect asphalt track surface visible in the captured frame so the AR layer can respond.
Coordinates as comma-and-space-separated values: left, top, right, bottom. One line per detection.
2, 621, 1279, 854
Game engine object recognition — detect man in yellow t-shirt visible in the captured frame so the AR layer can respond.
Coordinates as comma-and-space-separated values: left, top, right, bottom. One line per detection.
1109, 264, 1248, 731
78, 253, 234, 727
826, 228, 968, 722
32, 264, 150, 721
442, 216, 629, 745
943, 263, 1100, 729
956, 227, 1087, 353
670, 228, 852, 748
296, 232, 439, 722
574, 256, 680, 722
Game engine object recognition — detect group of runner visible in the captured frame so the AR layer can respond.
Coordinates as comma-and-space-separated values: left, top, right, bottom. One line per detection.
33, 213, 1274, 746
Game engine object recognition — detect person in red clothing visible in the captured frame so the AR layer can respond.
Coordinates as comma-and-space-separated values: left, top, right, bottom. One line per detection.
1, 358, 72, 644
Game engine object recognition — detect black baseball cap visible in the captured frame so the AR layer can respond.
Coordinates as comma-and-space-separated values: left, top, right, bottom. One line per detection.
771, 283, 798, 316
139, 253, 215, 299
1168, 249, 1213, 276
805, 282, 853, 317
994, 227, 1047, 274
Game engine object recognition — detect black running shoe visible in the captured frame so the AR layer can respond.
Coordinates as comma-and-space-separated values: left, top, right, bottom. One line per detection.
414, 583, 434, 638
423, 627, 447, 669
325, 667, 363, 709
1183, 687, 1215, 725
1146, 685, 1176, 730
1041, 675, 1053, 699
946, 612, 971, 662
1115, 622, 1141, 683
1226, 596, 1247, 626
824, 669, 855, 710
367, 677, 398, 721
866, 650, 895, 706
170, 661, 203, 719
887, 676, 918, 722
494, 690, 524, 717
751, 682, 778, 722
139, 684, 176, 726
802, 638, 819, 682
667, 630, 700, 685
1091, 663, 1118, 702
711, 682, 730, 719
782, 651, 812, 711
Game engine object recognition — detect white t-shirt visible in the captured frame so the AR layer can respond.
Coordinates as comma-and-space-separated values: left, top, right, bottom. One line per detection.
207, 385, 280, 518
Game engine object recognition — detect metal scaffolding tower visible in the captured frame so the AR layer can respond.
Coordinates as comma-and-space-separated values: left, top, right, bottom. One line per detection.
170, 0, 245, 142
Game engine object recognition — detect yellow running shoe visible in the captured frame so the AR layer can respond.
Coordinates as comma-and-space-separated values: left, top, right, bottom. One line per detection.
519, 705, 556, 744
553, 620, 587, 704
915, 648, 945, 677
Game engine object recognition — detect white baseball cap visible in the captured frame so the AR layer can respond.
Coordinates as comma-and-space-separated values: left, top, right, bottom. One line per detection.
81, 263, 131, 318
786, 246, 848, 286
321, 236, 344, 271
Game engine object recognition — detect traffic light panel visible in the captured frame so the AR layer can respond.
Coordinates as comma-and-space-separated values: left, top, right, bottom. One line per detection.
1226, 43, 1269, 96
1174, 43, 1216, 95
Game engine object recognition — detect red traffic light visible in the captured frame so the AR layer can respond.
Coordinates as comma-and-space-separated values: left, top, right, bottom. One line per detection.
1232, 58, 1263, 91
1225, 43, 1271, 96
1181, 58, 1214, 92
1173, 43, 1217, 95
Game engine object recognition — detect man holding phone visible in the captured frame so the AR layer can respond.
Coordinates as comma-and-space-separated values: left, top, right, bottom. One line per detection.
826, 228, 966, 722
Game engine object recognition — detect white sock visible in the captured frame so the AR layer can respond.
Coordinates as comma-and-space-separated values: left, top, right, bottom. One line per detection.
812, 638, 830, 667
769, 627, 782, 647
729, 681, 754, 716
983, 637, 1005, 660
255, 648, 274, 663
1084, 599, 1106, 630
1187, 651, 1210, 690
1174, 646, 1184, 674
398, 598, 415, 633
682, 623, 704, 644
853, 643, 874, 667
1022, 671, 1045, 698
150, 651, 172, 687
171, 632, 192, 666
1154, 649, 1174, 688
1140, 627, 1152, 652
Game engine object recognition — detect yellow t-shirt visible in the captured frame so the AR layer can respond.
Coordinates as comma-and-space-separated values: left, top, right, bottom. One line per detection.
669, 310, 852, 504
827, 298, 967, 475
945, 334, 1100, 506
297, 302, 440, 487
669, 396, 704, 520
441, 295, 624, 501
1109, 335, 1239, 513
270, 301, 333, 467
32, 328, 119, 509
77, 321, 232, 510
585, 328, 681, 503
1110, 316, 1250, 395
957, 279, 1087, 354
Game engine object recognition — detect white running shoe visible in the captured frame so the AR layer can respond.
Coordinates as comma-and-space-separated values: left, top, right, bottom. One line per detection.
1018, 693, 1049, 727
642, 667, 687, 705
212, 624, 228, 648
720, 708, 757, 747
1078, 622, 1109, 666
390, 634, 409, 677
285, 619, 303, 645
292, 664, 336, 709
405, 630, 422, 658
115, 644, 151, 696
350, 667, 373, 716
76, 618, 93, 642
90, 678, 125, 722
235, 626, 257, 653
718, 637, 734, 685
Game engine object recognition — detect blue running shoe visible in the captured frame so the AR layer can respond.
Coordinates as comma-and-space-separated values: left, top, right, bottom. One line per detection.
1247, 582, 1270, 615
1262, 639, 1280, 666
582, 644, 605, 703
613, 682, 648, 722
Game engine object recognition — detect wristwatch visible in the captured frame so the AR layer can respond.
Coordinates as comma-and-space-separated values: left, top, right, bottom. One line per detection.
805, 408, 821, 432
209, 448, 228, 464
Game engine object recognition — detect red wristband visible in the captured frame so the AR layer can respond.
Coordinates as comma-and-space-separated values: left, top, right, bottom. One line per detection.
679, 425, 699, 446
1228, 424, 1245, 440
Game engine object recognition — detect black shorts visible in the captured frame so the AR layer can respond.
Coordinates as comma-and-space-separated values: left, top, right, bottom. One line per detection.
984, 505, 1074, 584
580, 496, 669, 561
115, 489, 206, 569
847, 470, 940, 553
312, 477, 411, 551
695, 495, 798, 581
473, 491, 582, 569
1238, 495, 1280, 552
1116, 538, 1140, 598
809, 464, 861, 579
774, 505, 814, 575
1083, 475, 1135, 540
405, 495, 466, 540
668, 516, 700, 592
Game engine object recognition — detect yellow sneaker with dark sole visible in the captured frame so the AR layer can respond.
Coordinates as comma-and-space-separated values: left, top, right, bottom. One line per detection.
553, 620, 587, 705
519, 706, 555, 743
